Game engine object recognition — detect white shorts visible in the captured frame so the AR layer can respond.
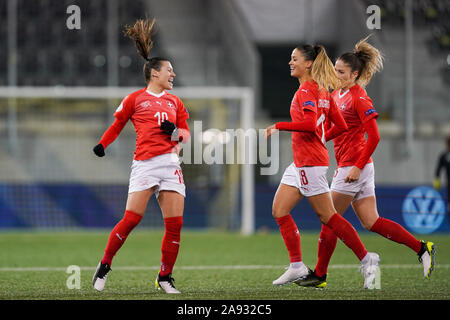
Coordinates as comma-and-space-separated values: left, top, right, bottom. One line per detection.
128, 153, 186, 198
280, 163, 330, 197
330, 162, 375, 201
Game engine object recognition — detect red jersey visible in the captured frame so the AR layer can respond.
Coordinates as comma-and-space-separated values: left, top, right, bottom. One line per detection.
114, 88, 190, 161
330, 84, 378, 167
288, 80, 342, 167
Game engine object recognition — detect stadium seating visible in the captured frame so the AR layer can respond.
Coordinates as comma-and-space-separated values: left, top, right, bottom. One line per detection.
365, 0, 450, 85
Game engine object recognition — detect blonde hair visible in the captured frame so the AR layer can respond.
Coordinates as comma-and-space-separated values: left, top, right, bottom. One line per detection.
311, 45, 341, 91
340, 35, 384, 88
297, 44, 340, 91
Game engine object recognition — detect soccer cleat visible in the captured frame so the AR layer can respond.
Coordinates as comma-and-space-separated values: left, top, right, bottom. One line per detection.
294, 268, 327, 288
360, 252, 380, 289
155, 273, 181, 294
418, 241, 435, 279
272, 264, 309, 286
92, 261, 111, 292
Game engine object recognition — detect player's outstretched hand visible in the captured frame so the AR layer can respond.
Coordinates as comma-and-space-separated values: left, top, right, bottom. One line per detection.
93, 143, 105, 157
265, 124, 278, 139
161, 120, 176, 135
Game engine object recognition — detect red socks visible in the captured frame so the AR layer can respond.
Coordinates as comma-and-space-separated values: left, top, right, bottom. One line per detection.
370, 217, 421, 253
101, 212, 183, 275
276, 214, 302, 263
160, 216, 183, 276
315, 224, 338, 277
326, 213, 368, 261
102, 210, 143, 266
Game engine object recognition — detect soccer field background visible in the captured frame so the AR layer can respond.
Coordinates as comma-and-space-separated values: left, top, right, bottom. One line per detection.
1, 230, 449, 300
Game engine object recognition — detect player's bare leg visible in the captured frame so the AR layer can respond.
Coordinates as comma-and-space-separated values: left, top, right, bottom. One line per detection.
155, 190, 184, 294
272, 184, 309, 285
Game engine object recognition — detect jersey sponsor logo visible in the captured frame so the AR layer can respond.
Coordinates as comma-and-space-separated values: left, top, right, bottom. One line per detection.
301, 89, 308, 93
365, 108, 376, 116
302, 100, 315, 108
402, 186, 446, 234
318, 99, 330, 109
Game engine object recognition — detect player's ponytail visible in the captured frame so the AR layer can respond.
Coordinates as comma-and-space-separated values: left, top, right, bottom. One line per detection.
339, 35, 384, 88
310, 45, 340, 91
124, 18, 169, 83
296, 44, 340, 91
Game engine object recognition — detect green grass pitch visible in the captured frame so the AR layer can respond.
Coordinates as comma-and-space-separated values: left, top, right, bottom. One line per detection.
0, 230, 449, 300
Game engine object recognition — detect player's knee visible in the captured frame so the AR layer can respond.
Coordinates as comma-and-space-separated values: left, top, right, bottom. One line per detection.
315, 212, 332, 225
361, 220, 374, 231
272, 206, 286, 219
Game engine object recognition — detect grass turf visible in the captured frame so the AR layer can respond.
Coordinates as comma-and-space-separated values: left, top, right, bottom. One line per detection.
0, 230, 448, 300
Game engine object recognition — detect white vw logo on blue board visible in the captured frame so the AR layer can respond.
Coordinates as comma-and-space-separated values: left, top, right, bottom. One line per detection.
402, 186, 446, 234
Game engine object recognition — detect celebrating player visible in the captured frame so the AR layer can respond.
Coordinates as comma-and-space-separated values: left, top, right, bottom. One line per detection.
265, 44, 380, 289
91, 18, 190, 294
297, 36, 436, 289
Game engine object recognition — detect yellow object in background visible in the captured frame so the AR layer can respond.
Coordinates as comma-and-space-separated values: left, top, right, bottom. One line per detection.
433, 178, 441, 190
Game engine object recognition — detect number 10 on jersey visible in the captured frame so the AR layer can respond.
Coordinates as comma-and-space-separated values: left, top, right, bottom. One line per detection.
154, 112, 168, 125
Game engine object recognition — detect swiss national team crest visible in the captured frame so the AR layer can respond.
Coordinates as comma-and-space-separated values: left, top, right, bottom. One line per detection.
167, 101, 176, 109
340, 104, 346, 111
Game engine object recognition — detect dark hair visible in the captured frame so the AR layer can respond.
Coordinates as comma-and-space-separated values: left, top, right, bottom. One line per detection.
123, 18, 170, 83
296, 44, 322, 62
338, 35, 384, 87
295, 44, 339, 90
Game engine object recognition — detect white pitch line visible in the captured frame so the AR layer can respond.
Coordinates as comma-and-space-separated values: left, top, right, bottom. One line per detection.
0, 264, 448, 272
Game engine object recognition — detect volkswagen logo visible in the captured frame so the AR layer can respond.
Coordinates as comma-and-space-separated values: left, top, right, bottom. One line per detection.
402, 186, 446, 234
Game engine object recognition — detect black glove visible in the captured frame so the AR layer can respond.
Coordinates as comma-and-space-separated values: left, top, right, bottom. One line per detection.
161, 120, 176, 135
93, 143, 105, 157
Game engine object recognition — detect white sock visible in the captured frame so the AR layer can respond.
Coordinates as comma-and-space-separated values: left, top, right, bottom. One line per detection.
290, 261, 304, 269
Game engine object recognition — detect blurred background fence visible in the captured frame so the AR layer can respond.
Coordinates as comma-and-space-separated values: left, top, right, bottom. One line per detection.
0, 0, 449, 234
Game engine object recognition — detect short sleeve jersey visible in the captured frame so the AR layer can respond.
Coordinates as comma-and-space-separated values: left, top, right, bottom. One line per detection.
290, 80, 332, 167
330, 84, 378, 167
114, 88, 190, 161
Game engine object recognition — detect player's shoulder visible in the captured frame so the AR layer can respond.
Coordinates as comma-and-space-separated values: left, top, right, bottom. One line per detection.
299, 80, 319, 94
351, 84, 372, 101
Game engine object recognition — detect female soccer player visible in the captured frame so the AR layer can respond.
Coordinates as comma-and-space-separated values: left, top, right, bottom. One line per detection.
91, 18, 190, 294
297, 36, 436, 288
265, 44, 380, 289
